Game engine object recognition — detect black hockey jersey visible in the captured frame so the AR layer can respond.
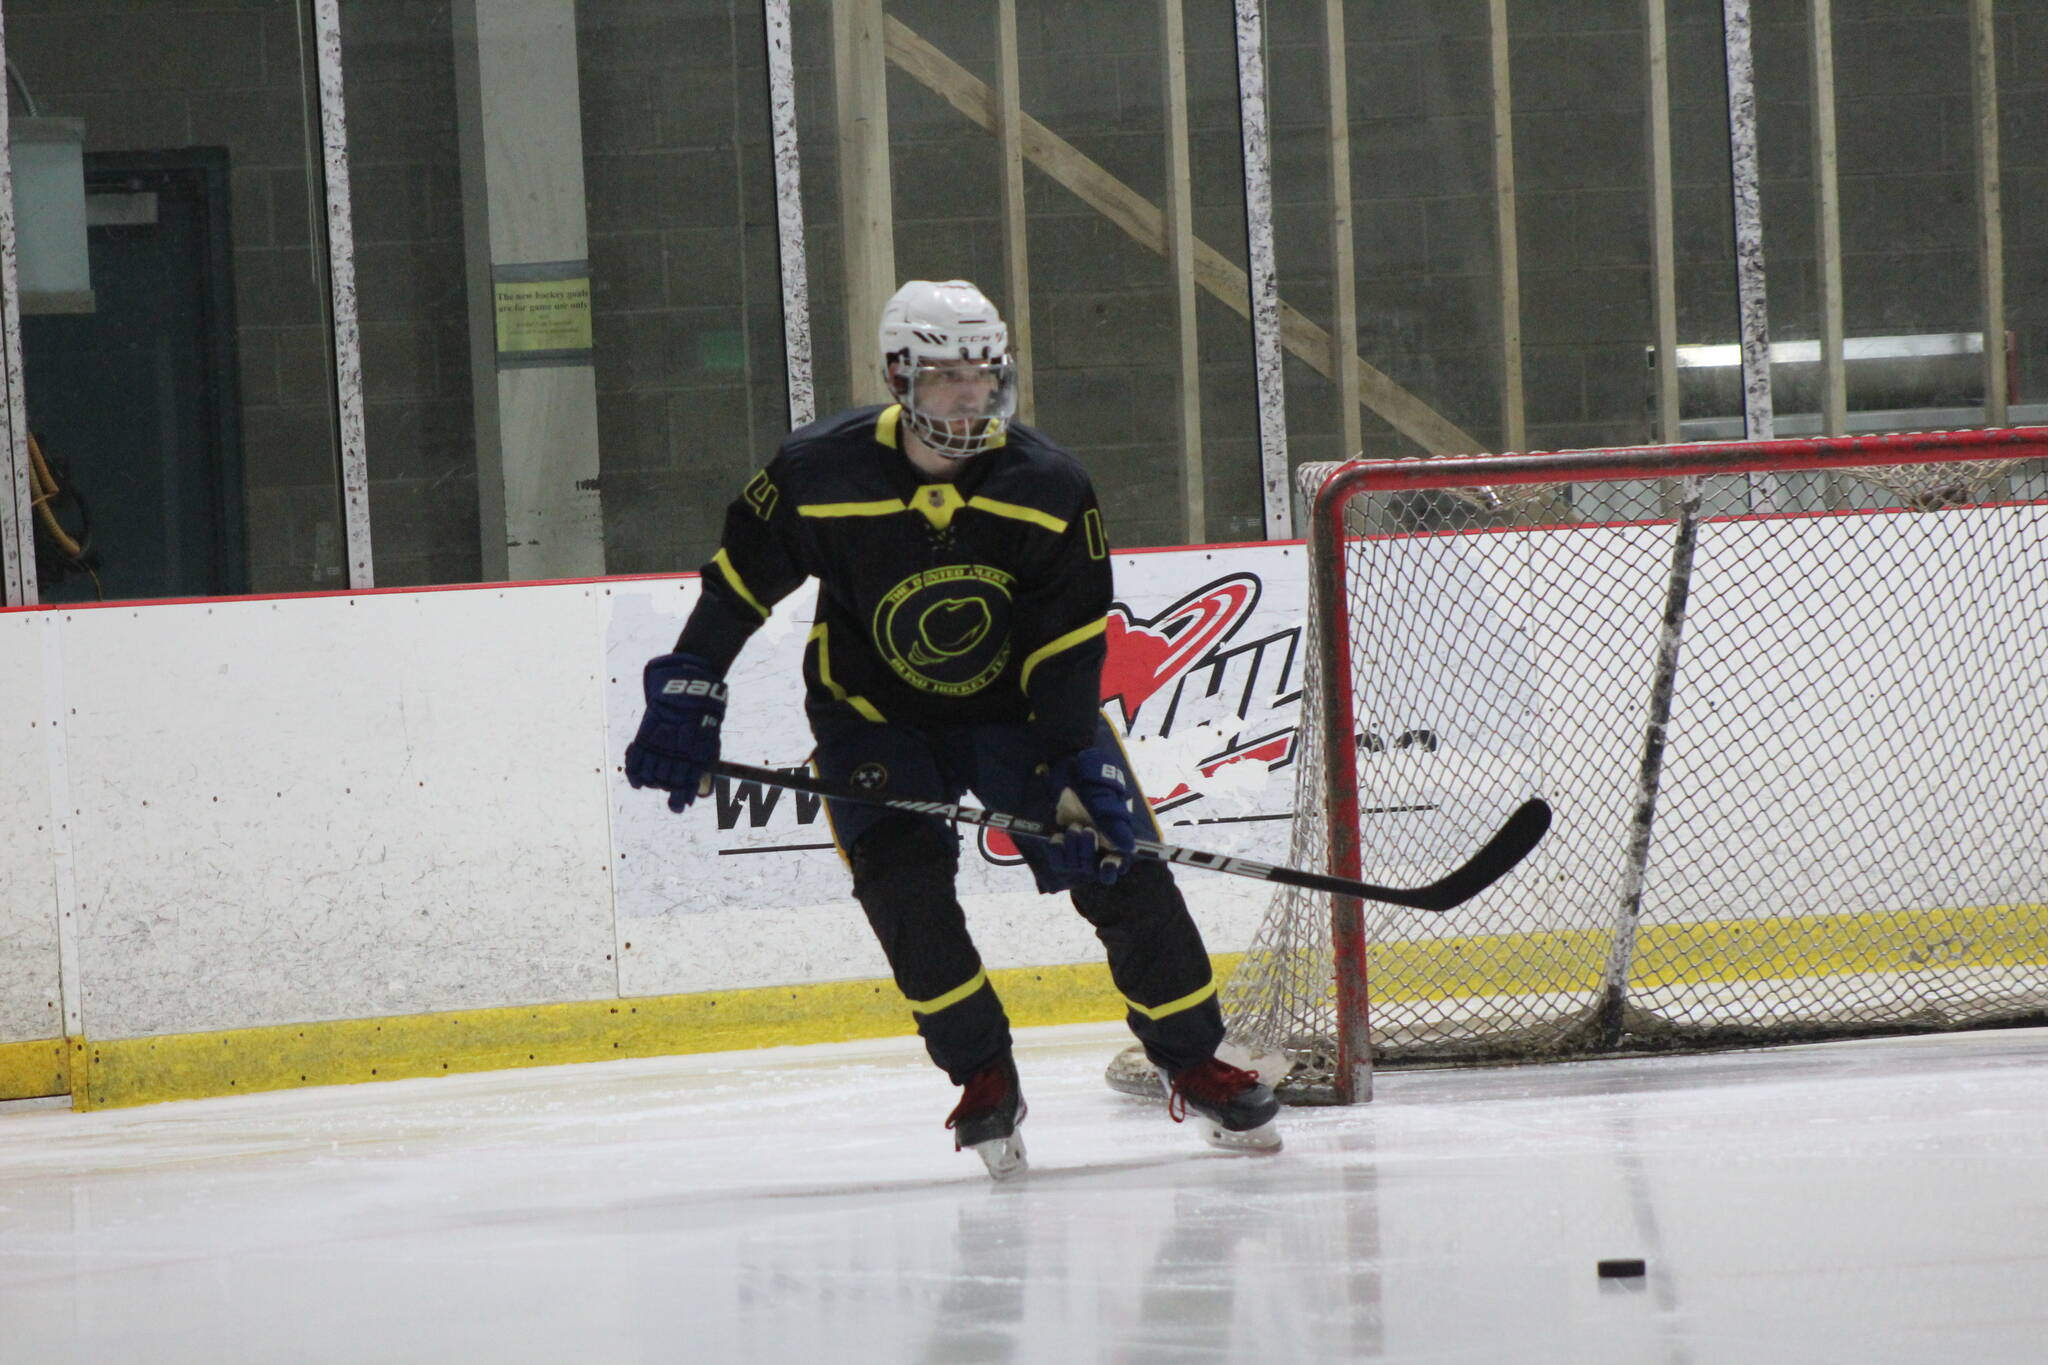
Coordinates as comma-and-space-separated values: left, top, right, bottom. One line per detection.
676, 404, 1113, 760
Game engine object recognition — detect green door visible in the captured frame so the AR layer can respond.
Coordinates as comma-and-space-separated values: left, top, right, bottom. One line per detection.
22, 149, 246, 602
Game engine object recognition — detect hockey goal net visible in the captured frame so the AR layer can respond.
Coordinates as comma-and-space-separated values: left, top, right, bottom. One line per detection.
1172, 428, 2048, 1104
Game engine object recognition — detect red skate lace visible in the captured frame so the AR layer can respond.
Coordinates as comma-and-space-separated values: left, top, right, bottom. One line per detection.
1166, 1059, 1261, 1124
945, 1063, 1013, 1131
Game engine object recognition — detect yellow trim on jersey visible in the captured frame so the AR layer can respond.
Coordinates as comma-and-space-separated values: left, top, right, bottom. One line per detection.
908, 968, 990, 1016
911, 483, 966, 530
1019, 616, 1108, 692
967, 496, 1067, 535
796, 488, 1062, 536
712, 548, 770, 621
797, 499, 906, 519
1124, 978, 1218, 1021
809, 624, 887, 723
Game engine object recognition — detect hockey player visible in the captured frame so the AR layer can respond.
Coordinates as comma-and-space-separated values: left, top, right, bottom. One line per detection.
624, 279, 1279, 1177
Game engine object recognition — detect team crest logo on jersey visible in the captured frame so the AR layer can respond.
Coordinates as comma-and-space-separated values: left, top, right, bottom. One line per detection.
873, 564, 1015, 696
850, 762, 890, 793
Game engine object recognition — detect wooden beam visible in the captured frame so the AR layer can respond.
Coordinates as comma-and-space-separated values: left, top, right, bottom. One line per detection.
1645, 0, 1680, 445
994, 0, 1033, 423
1809, 0, 1846, 436
1488, 0, 1525, 452
883, 16, 1480, 455
1162, 0, 1204, 541
1324, 0, 1362, 460
1969, 0, 2007, 426
835, 0, 895, 406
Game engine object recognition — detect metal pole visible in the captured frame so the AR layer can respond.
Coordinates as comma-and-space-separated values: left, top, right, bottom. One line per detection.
1722, 0, 1775, 520
763, 0, 814, 429
1233, 0, 1290, 537
310, 0, 373, 589
1312, 480, 1371, 1104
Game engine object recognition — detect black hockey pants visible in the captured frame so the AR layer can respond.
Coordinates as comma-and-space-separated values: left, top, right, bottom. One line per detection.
816, 719, 1226, 1085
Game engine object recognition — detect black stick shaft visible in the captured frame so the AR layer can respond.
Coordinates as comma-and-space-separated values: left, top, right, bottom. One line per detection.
708, 760, 1549, 913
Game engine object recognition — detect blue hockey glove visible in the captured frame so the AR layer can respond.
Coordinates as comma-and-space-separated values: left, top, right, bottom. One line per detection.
624, 652, 728, 813
1046, 747, 1138, 886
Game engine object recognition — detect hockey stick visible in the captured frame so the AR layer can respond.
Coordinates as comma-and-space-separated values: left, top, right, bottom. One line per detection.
709, 760, 1550, 913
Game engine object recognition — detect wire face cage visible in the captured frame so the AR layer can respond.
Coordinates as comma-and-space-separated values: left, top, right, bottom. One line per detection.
1190, 429, 2048, 1105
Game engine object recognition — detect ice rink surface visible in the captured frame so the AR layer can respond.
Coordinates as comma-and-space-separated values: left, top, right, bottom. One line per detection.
3, 1022, 2045, 1365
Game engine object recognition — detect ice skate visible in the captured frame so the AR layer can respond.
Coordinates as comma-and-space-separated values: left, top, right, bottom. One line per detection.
1158, 1057, 1282, 1153
947, 1055, 1028, 1179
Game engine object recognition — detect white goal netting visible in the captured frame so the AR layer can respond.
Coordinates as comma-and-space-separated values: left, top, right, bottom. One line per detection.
1201, 433, 2048, 1102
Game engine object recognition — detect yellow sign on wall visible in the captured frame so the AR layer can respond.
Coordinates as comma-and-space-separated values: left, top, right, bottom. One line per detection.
493, 269, 593, 365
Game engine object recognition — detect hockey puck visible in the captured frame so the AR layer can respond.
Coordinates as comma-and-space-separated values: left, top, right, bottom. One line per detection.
1597, 1258, 1647, 1279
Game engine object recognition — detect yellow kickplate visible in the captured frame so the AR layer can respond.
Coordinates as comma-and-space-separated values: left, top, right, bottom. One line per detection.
1366, 905, 2048, 1003
0, 1037, 70, 1102
68, 905, 2046, 1112
75, 956, 1245, 1111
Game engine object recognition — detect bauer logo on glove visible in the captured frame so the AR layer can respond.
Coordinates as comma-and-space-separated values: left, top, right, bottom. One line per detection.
660, 677, 728, 701
624, 652, 728, 813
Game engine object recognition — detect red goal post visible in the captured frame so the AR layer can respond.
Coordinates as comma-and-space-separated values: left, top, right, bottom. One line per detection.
1222, 426, 2048, 1105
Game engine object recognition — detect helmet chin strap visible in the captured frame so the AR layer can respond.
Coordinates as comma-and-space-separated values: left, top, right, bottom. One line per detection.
905, 410, 995, 460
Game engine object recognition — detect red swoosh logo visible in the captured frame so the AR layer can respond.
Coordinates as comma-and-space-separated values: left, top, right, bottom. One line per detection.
1101, 576, 1260, 728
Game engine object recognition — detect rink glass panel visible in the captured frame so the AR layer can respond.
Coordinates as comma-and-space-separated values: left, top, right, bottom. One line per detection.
5, 0, 342, 598
339, 1, 482, 588
576, 0, 795, 576
878, 1, 1259, 548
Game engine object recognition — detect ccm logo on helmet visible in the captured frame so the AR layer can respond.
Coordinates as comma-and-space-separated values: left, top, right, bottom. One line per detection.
661, 678, 729, 701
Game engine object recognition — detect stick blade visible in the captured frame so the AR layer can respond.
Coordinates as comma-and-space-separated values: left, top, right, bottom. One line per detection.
1404, 797, 1552, 912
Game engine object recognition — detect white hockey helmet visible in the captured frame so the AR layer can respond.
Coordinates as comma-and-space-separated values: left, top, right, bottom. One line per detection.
878, 279, 1018, 459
